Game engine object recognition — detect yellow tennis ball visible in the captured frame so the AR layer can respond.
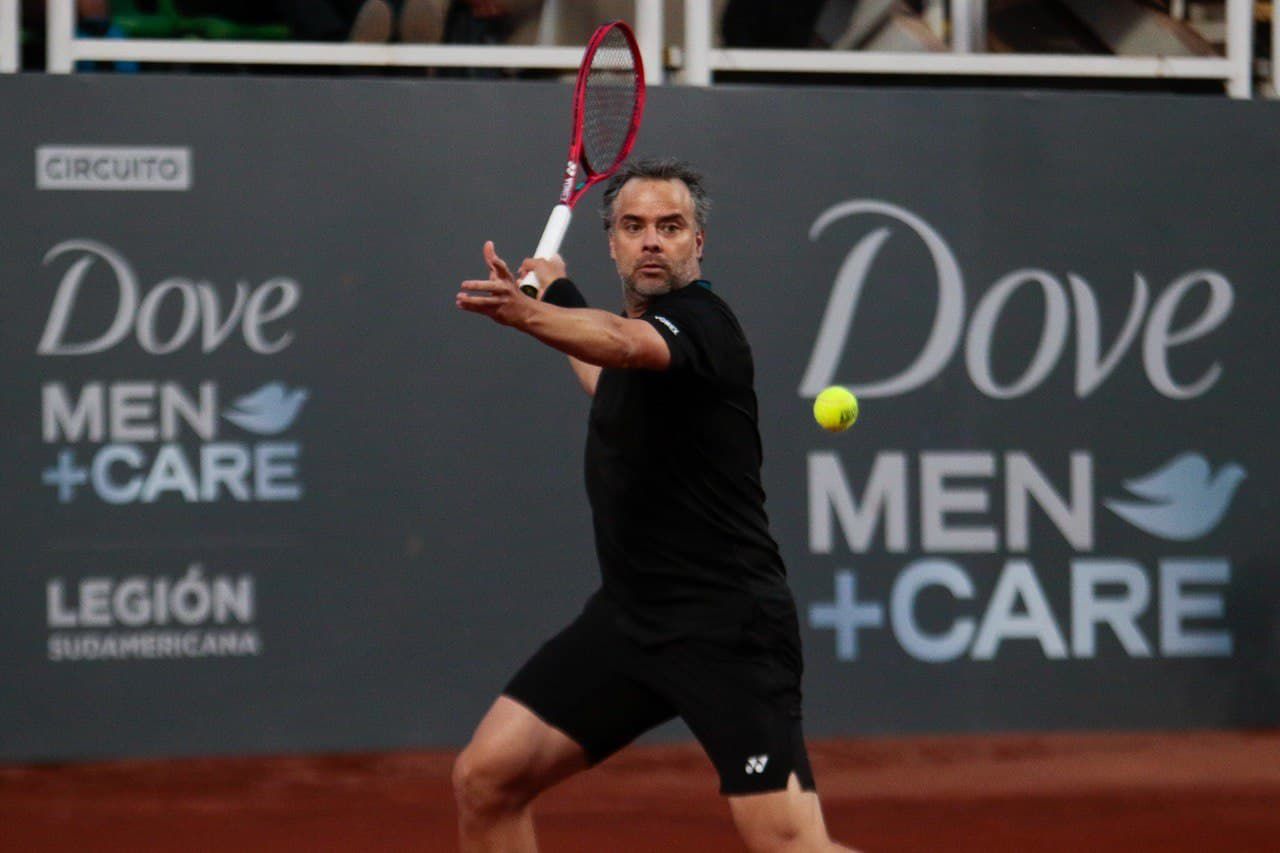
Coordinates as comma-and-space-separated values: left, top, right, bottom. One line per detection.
813, 386, 859, 433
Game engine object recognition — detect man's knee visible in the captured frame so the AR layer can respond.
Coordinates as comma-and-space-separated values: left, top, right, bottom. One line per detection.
738, 822, 805, 853
735, 810, 813, 853
452, 740, 538, 820
730, 775, 832, 853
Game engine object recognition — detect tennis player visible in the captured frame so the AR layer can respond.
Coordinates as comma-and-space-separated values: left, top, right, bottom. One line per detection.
454, 158, 855, 852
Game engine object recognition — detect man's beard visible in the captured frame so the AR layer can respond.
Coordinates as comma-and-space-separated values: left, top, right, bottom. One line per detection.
623, 259, 691, 297
625, 271, 676, 296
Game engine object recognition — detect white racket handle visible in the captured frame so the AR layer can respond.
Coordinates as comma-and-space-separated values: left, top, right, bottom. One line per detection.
519, 204, 573, 297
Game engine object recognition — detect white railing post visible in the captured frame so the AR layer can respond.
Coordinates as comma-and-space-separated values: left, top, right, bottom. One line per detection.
0, 0, 21, 72
1273, 0, 1279, 97
952, 0, 968, 53
681, 0, 713, 86
1224, 0, 1252, 98
973, 0, 988, 53
951, 0, 987, 54
922, 0, 946, 40
635, 0, 664, 85
47, 0, 76, 73
536, 0, 559, 46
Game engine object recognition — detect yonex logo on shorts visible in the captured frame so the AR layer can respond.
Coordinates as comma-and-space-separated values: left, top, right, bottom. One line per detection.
744, 754, 769, 774
653, 315, 680, 336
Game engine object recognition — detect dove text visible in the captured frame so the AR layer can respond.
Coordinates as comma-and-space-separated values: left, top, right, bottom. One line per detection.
802, 200, 1233, 400
37, 239, 299, 356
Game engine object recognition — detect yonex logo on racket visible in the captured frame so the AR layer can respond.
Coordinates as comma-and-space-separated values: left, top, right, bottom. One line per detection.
560, 161, 579, 199
744, 755, 769, 774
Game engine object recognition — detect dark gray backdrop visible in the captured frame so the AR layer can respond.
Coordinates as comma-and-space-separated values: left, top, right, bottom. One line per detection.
1, 75, 1276, 761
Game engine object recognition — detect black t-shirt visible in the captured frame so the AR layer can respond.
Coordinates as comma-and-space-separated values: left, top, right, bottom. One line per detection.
584, 281, 796, 646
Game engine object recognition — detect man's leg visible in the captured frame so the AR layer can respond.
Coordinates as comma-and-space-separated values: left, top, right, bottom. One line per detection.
728, 772, 858, 853
454, 596, 677, 851
452, 695, 590, 853
641, 610, 858, 852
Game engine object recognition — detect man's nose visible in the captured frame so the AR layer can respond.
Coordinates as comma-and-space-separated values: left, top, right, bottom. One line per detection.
642, 226, 662, 250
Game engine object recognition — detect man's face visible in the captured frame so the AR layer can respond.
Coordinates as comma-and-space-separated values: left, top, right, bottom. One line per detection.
608, 178, 704, 300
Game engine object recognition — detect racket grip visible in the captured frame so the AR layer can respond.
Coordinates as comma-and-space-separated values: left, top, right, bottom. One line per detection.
519, 204, 574, 297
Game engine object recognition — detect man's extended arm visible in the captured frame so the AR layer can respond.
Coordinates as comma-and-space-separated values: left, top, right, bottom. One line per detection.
518, 303, 670, 371
456, 243, 670, 390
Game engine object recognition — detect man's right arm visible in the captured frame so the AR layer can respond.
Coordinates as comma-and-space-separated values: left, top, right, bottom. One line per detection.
521, 258, 602, 397
457, 245, 671, 390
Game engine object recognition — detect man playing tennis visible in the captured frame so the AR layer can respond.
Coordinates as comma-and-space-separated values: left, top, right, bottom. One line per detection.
454, 158, 854, 852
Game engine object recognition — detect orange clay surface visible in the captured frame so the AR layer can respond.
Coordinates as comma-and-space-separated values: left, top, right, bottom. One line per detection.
3, 731, 1280, 852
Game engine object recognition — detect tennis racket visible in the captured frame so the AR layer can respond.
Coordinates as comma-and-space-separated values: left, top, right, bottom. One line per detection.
518, 20, 646, 297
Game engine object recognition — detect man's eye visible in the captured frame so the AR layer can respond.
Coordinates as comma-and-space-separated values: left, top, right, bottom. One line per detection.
661, 223, 681, 235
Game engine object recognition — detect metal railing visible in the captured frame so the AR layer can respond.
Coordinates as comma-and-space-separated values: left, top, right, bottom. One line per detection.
0, 0, 19, 73
679, 0, 1254, 98
22, 0, 1260, 98
43, 0, 664, 83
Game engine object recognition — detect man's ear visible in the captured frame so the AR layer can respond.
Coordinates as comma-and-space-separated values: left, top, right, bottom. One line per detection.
695, 228, 705, 260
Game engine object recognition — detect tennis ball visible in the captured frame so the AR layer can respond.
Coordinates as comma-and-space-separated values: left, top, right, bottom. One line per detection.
813, 386, 859, 433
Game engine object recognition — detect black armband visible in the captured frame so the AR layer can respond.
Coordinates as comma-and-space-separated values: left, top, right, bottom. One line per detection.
542, 277, 588, 309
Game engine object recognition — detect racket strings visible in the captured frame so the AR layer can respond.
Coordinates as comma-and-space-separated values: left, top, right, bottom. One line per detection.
581, 27, 639, 175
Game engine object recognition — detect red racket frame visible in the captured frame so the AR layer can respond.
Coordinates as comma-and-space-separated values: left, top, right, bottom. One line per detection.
517, 21, 646, 297
559, 20, 647, 208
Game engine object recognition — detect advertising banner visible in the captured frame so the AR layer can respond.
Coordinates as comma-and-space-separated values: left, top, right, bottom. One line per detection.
1, 76, 1276, 760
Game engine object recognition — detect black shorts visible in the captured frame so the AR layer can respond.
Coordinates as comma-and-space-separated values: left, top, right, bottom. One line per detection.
503, 594, 814, 796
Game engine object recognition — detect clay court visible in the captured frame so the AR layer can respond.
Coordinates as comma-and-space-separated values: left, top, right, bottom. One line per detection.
5, 730, 1279, 851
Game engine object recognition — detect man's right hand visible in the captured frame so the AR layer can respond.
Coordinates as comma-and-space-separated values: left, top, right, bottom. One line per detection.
518, 255, 568, 299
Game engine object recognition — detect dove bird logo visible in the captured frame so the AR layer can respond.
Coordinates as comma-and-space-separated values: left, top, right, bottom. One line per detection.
222, 383, 309, 435
1105, 453, 1245, 541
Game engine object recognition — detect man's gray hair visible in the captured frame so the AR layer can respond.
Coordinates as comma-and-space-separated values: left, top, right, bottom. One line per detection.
600, 157, 711, 231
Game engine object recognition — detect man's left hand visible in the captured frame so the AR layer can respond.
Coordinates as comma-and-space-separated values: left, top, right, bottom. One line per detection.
456, 241, 534, 327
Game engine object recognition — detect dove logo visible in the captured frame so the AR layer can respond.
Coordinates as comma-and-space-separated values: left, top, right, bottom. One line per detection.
37, 240, 300, 356
801, 200, 1234, 401
1105, 453, 1246, 541
223, 383, 309, 435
